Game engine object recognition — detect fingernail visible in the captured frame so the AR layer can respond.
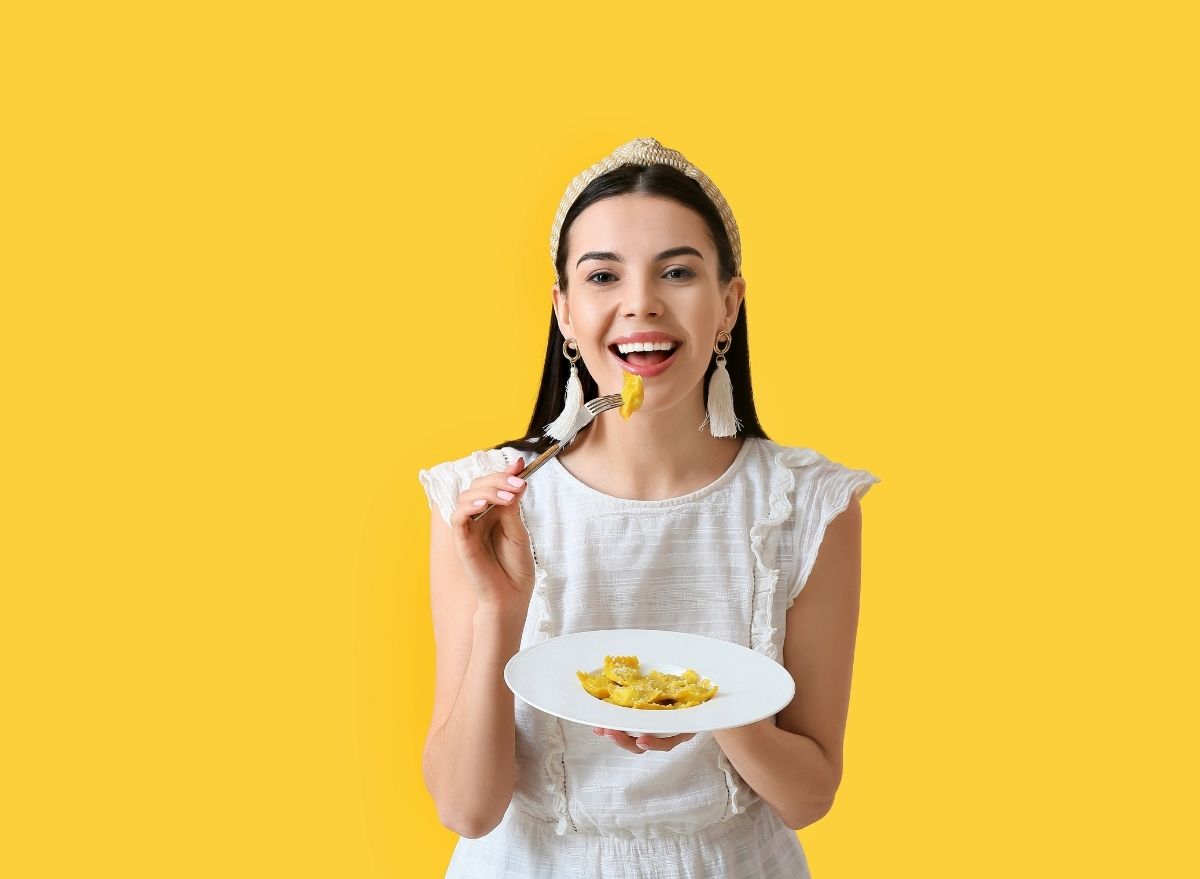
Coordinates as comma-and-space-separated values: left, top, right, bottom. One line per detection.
497, 490, 514, 501
636, 741, 649, 749
472, 499, 486, 507
506, 476, 525, 488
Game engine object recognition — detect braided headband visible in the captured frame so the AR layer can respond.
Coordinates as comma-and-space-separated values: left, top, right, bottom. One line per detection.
548, 137, 742, 276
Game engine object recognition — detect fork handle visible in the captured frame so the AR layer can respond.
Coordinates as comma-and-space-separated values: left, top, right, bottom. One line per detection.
469, 440, 565, 522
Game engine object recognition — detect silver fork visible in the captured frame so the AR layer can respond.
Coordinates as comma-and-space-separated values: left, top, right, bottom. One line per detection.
470, 393, 623, 522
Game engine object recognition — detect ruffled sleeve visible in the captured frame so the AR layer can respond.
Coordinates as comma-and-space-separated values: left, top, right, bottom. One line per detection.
417, 447, 517, 526
747, 447, 823, 662
785, 456, 881, 608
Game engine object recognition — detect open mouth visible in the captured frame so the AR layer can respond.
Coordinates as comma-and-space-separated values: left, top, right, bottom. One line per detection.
608, 340, 681, 377
608, 341, 679, 367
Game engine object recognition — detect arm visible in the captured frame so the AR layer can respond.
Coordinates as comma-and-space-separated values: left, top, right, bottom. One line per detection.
421, 509, 525, 839
712, 494, 864, 830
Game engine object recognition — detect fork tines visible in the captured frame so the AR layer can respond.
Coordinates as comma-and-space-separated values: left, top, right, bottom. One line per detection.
586, 393, 623, 412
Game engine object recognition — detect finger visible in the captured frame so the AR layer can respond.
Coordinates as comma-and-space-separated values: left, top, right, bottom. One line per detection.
451, 485, 531, 555
454, 481, 527, 520
468, 469, 529, 497
634, 732, 696, 752
593, 728, 645, 754
449, 486, 516, 553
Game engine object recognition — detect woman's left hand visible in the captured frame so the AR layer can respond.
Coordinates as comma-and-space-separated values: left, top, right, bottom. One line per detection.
592, 727, 696, 754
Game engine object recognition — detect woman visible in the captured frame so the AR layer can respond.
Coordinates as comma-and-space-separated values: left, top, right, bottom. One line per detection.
418, 137, 881, 877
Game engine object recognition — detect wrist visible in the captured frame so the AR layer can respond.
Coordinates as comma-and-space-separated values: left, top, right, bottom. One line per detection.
473, 602, 528, 630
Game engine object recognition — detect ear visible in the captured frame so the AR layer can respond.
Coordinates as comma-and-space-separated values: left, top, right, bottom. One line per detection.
552, 284, 573, 338
722, 276, 747, 332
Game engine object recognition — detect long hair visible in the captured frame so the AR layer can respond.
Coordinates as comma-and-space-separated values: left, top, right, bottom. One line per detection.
492, 163, 769, 453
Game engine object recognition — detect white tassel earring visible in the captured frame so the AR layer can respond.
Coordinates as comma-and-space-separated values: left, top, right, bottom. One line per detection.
700, 330, 742, 437
543, 338, 585, 443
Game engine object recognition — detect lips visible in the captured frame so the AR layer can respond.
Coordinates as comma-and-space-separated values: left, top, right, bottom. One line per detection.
609, 343, 681, 378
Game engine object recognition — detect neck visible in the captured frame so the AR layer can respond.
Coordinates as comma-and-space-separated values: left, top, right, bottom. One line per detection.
556, 389, 747, 500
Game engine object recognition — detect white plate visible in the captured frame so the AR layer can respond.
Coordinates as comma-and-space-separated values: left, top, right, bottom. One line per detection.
504, 628, 795, 738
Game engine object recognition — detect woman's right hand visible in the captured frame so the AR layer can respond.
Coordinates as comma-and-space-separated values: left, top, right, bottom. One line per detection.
448, 457, 535, 618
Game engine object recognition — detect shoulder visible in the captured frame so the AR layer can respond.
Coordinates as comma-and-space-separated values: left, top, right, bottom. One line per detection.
418, 445, 518, 484
751, 436, 825, 473
767, 439, 879, 604
754, 437, 881, 500
417, 445, 528, 525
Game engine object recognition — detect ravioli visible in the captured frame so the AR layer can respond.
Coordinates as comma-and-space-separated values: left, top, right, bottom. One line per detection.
576, 654, 718, 710
619, 372, 644, 420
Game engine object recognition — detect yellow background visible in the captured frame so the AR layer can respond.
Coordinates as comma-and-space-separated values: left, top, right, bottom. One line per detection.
3, 1, 1196, 876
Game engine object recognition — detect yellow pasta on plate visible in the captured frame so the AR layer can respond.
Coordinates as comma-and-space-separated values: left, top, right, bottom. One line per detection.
576, 654, 718, 710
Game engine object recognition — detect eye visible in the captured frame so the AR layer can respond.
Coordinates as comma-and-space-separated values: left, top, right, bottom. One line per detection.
586, 267, 694, 284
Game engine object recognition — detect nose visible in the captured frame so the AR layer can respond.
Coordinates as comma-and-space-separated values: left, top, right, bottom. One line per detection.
622, 274, 665, 319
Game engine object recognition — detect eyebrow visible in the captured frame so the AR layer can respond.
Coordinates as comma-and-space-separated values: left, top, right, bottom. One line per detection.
575, 246, 705, 269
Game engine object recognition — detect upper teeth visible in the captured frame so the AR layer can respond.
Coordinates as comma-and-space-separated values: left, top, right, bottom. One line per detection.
616, 341, 677, 353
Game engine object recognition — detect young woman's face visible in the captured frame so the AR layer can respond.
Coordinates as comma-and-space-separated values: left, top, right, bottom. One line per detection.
552, 194, 745, 408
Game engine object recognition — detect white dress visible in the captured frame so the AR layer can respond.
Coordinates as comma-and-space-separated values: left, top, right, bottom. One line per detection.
418, 436, 881, 878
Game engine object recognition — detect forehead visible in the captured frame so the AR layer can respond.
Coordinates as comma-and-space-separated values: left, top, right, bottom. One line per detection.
566, 194, 710, 261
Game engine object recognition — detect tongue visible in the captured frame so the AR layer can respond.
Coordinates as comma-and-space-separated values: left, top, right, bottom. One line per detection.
627, 350, 671, 367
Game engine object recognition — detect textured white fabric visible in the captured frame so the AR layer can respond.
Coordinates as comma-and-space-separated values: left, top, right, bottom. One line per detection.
417, 437, 881, 878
